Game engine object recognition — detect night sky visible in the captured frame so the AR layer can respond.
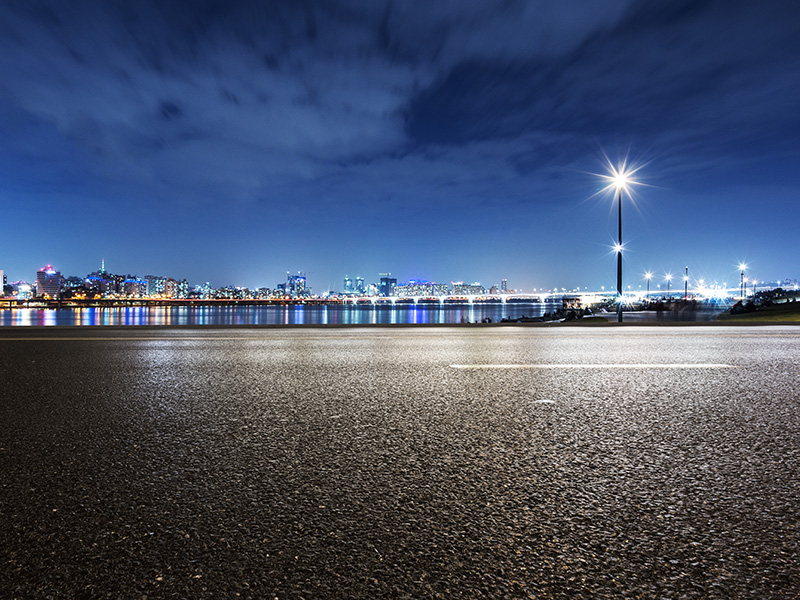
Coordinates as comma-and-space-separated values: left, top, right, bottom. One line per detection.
2, 0, 798, 293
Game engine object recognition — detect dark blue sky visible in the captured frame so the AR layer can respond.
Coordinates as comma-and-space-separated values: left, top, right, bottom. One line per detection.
2, 0, 798, 292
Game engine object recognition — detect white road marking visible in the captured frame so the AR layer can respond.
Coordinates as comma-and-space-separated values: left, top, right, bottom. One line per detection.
450, 363, 734, 369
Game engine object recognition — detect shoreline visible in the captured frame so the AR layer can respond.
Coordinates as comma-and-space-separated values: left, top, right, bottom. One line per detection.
1, 320, 799, 332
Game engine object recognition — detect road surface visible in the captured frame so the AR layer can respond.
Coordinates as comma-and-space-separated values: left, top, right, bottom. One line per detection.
1, 325, 798, 598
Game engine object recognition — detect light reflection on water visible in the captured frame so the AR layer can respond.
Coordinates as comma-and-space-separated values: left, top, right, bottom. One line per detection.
0, 303, 559, 326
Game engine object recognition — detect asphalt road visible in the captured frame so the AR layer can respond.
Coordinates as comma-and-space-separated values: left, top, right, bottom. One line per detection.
1, 325, 798, 599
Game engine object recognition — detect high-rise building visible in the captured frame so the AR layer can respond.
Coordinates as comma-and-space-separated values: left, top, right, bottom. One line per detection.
158, 278, 188, 299
286, 272, 307, 297
355, 276, 365, 294
344, 276, 354, 294
145, 275, 166, 296
36, 265, 61, 298
501, 279, 508, 293
379, 273, 397, 297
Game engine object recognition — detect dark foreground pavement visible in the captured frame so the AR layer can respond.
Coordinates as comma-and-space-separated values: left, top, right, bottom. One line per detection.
1, 326, 798, 599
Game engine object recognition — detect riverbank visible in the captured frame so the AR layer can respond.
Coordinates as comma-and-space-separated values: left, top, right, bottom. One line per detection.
718, 301, 800, 322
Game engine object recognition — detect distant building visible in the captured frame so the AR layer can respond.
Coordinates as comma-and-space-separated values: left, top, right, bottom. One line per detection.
343, 276, 354, 294
14, 282, 33, 299
501, 279, 508, 293
200, 282, 215, 299
285, 272, 307, 297
395, 280, 448, 297
355, 276, 365, 294
145, 275, 166, 296
123, 279, 147, 297
0, 269, 4, 297
85, 261, 118, 295
451, 282, 485, 296
162, 278, 189, 299
379, 273, 397, 297
36, 265, 61, 298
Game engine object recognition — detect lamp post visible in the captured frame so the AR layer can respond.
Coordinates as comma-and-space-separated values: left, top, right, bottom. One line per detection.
645, 271, 652, 304
738, 263, 747, 300
683, 266, 689, 299
665, 273, 672, 299
597, 160, 641, 323
612, 170, 631, 322
616, 182, 623, 322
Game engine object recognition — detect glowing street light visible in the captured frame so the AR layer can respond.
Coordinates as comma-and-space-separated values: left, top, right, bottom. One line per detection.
597, 160, 642, 322
644, 271, 652, 302
665, 273, 673, 299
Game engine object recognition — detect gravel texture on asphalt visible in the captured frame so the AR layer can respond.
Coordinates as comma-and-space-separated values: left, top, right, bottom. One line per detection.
1, 326, 798, 599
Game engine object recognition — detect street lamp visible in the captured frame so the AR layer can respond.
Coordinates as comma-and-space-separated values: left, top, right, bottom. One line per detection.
610, 167, 632, 322
738, 263, 747, 300
596, 158, 644, 322
684, 266, 689, 299
665, 273, 673, 299
644, 271, 652, 303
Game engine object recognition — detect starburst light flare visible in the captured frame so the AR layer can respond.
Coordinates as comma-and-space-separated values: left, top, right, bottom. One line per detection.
597, 157, 645, 200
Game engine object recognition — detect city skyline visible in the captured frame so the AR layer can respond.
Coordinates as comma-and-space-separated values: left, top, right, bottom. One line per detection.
2, 1, 798, 289
7, 258, 795, 301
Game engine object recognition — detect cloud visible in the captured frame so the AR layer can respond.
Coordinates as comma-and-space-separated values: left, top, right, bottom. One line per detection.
0, 1, 644, 202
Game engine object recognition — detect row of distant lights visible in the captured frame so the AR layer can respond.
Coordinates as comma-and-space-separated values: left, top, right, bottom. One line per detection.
602, 161, 779, 296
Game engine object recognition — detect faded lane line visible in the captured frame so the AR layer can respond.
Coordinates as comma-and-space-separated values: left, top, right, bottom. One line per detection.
450, 363, 735, 369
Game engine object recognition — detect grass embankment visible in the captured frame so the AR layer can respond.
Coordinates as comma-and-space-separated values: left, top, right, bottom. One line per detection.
718, 302, 800, 322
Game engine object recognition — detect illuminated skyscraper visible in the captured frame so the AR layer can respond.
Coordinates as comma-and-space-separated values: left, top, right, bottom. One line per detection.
501, 279, 508, 293
36, 265, 61, 298
379, 273, 396, 297
287, 272, 307, 297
